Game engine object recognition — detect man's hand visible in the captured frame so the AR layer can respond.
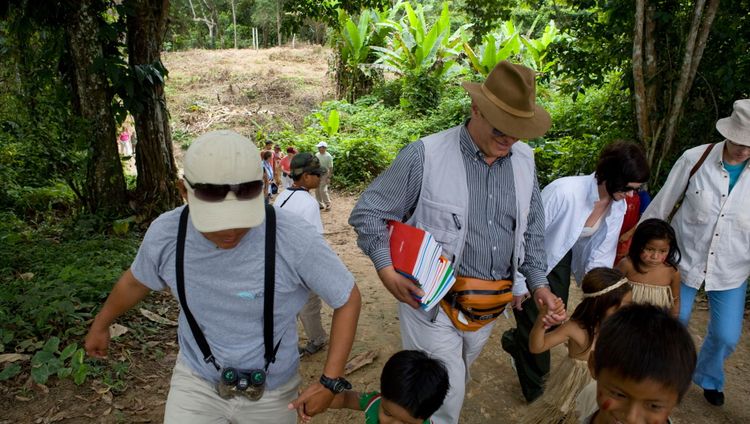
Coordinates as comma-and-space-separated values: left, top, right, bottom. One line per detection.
84, 324, 111, 359
288, 382, 335, 421
533, 287, 566, 328
377, 266, 424, 308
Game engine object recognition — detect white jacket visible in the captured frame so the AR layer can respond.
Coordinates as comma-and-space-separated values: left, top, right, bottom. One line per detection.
542, 174, 626, 284
641, 141, 750, 290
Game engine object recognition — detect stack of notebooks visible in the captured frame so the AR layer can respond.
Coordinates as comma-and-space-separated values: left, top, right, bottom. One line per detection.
388, 220, 457, 311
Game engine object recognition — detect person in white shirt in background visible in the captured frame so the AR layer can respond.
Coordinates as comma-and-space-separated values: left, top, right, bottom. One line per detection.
640, 99, 750, 407
315, 141, 334, 211
503, 140, 650, 403
274, 152, 328, 355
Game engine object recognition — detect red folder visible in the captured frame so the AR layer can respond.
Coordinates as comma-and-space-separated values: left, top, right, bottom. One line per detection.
388, 220, 426, 280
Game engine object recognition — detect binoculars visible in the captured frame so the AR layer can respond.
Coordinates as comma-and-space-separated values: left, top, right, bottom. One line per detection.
216, 367, 266, 400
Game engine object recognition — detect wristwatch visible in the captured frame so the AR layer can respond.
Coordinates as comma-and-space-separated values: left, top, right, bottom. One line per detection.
319, 374, 352, 394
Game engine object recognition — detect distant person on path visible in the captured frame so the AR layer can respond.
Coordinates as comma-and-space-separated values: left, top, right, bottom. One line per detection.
274, 152, 328, 356
273, 144, 284, 187
280, 147, 297, 189
640, 99, 750, 407
502, 140, 649, 403
84, 130, 361, 424
315, 141, 334, 211
262, 150, 276, 202
350, 61, 566, 424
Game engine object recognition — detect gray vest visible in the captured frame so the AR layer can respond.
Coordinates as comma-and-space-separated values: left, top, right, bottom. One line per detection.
405, 125, 535, 281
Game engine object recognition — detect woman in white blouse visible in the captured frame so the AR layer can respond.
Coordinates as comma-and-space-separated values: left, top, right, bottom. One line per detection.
503, 141, 650, 402
640, 99, 750, 407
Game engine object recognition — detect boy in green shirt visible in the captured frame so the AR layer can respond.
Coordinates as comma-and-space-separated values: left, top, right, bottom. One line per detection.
329, 350, 448, 424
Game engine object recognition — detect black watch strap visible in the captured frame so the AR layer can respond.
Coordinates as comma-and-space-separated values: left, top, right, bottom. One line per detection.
319, 374, 352, 394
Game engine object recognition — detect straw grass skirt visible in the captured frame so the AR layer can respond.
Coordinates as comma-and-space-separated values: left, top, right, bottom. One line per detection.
631, 282, 673, 309
522, 356, 591, 424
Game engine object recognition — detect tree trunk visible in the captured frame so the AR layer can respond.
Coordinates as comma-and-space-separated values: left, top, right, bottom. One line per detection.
276, 1, 282, 47
65, 1, 128, 216
654, 0, 719, 182
632, 0, 650, 159
231, 0, 237, 49
125, 0, 182, 221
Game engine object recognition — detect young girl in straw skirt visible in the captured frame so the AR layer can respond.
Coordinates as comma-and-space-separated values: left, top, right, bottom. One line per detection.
522, 268, 632, 424
616, 218, 681, 316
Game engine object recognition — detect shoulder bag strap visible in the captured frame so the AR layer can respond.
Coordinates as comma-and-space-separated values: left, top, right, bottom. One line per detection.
668, 143, 715, 221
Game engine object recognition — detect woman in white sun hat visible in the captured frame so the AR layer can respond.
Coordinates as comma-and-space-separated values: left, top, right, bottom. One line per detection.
640, 98, 750, 407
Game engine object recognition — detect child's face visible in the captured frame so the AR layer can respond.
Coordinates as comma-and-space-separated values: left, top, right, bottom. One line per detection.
639, 239, 670, 267
593, 369, 679, 424
378, 398, 423, 424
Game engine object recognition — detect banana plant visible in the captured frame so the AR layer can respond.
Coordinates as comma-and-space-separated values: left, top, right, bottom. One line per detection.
519, 20, 562, 73
332, 5, 399, 101
463, 20, 522, 77
371, 1, 470, 79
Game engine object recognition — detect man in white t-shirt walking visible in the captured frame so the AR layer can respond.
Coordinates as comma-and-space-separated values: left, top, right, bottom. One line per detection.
274, 152, 328, 354
315, 142, 334, 211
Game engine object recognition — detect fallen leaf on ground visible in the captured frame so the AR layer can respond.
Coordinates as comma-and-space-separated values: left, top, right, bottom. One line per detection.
19, 272, 34, 281
139, 308, 177, 326
0, 353, 30, 363
109, 323, 130, 338
344, 350, 378, 375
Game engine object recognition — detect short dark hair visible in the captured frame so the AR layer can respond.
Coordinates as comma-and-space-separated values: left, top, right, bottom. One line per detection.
261, 150, 272, 160
595, 141, 650, 196
628, 218, 681, 273
594, 304, 696, 402
570, 267, 631, 351
380, 350, 449, 420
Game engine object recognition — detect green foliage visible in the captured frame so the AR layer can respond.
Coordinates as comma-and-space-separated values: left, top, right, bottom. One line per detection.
462, 21, 521, 77
372, 1, 470, 113
532, 73, 634, 187
0, 214, 140, 355
29, 337, 89, 385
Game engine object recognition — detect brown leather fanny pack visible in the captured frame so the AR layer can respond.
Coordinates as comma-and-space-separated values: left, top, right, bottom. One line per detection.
440, 277, 512, 332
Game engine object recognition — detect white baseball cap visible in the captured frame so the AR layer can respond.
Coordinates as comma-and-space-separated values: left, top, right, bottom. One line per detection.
316, 141, 328, 148
183, 130, 265, 232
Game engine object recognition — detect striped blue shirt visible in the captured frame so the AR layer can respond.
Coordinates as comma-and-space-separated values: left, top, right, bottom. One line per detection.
349, 123, 549, 291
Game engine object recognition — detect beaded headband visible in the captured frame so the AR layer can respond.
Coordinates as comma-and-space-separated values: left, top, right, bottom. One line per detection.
581, 277, 630, 298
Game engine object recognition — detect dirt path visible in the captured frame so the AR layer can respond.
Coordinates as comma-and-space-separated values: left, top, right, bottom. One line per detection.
2, 190, 749, 423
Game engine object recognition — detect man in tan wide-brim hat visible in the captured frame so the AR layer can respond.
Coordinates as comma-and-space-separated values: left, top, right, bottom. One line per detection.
350, 61, 566, 423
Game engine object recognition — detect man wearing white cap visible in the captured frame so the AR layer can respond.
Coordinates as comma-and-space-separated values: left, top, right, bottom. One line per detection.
640, 99, 750, 407
84, 130, 361, 423
349, 61, 566, 423
315, 141, 334, 210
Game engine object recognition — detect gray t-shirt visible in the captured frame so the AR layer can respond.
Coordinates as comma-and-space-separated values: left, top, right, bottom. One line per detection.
131, 205, 354, 389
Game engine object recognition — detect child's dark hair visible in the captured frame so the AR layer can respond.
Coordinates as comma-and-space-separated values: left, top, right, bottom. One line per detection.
570, 267, 631, 351
594, 303, 696, 401
380, 350, 449, 420
262, 150, 272, 160
595, 141, 650, 196
628, 218, 681, 273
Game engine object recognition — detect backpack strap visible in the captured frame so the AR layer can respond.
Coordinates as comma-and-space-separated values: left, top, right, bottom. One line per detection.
175, 204, 281, 372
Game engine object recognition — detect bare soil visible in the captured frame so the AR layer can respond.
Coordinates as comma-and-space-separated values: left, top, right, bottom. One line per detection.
2, 46, 749, 424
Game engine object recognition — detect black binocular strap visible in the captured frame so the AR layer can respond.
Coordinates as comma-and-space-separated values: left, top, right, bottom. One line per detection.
176, 205, 281, 372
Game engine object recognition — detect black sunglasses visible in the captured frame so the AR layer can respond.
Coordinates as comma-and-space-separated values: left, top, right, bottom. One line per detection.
617, 185, 642, 193
184, 176, 263, 202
